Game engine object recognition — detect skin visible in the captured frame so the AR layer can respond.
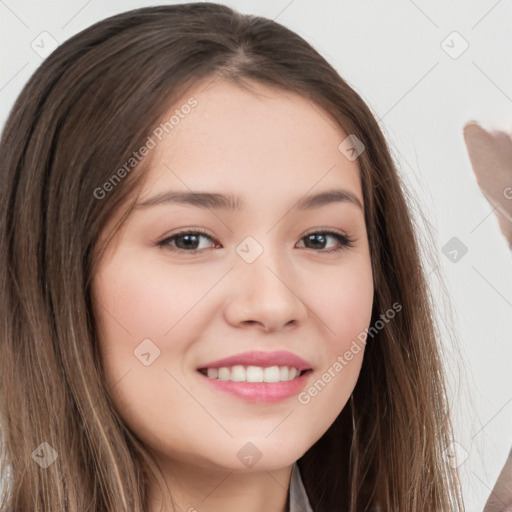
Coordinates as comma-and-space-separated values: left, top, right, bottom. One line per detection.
91, 79, 374, 512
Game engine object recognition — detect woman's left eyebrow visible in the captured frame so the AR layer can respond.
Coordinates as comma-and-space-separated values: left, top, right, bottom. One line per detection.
135, 189, 363, 212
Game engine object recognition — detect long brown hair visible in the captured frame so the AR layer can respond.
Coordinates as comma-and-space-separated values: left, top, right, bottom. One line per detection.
0, 3, 464, 510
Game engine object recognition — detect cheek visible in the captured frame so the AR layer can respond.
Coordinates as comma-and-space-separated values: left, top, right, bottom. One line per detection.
92, 251, 218, 343
91, 250, 227, 412
90, 253, 196, 397
91, 255, 212, 448
310, 259, 374, 350
298, 260, 373, 409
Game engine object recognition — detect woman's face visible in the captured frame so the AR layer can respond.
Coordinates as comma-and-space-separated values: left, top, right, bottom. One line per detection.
92, 79, 374, 474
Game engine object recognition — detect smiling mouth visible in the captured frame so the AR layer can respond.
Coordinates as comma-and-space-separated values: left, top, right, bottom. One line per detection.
197, 365, 311, 383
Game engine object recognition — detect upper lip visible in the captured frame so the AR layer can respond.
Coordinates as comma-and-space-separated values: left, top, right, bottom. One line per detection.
197, 350, 312, 372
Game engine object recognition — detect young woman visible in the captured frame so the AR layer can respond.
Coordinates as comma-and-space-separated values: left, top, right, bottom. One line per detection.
0, 3, 464, 511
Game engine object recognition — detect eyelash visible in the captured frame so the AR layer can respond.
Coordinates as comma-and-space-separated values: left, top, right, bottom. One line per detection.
156, 228, 355, 254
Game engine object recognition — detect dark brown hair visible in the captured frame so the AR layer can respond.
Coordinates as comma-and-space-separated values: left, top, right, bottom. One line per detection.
0, 3, 463, 510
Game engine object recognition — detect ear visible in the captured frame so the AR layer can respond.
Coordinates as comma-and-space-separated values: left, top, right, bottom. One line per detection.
463, 122, 512, 248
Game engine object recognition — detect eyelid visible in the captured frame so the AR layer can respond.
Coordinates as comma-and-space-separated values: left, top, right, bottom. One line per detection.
165, 227, 216, 239
302, 226, 350, 239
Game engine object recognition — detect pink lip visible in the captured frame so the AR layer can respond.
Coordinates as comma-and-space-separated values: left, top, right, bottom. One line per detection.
195, 350, 313, 403
196, 350, 313, 372
196, 370, 313, 403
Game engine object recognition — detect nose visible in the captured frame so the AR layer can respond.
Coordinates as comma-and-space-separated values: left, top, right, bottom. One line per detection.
223, 245, 309, 333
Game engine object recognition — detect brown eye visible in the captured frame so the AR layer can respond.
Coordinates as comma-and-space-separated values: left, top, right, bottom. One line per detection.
157, 230, 219, 252
156, 229, 354, 254
298, 231, 354, 252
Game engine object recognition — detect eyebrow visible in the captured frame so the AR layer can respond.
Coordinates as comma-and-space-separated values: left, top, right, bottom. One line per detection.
135, 188, 363, 211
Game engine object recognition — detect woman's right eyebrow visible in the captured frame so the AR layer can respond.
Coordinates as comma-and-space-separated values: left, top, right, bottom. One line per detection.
134, 189, 363, 212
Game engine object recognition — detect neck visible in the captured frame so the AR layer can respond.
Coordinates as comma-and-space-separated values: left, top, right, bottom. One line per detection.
147, 458, 293, 512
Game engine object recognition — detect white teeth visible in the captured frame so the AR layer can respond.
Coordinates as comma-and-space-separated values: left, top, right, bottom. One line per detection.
203, 365, 302, 383
207, 368, 218, 379
230, 365, 245, 382
218, 367, 230, 381
246, 366, 264, 382
263, 366, 280, 383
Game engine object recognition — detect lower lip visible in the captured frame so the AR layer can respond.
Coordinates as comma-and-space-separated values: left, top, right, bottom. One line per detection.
196, 370, 312, 403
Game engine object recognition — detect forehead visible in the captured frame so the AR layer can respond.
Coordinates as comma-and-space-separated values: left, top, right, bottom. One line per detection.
139, 78, 363, 207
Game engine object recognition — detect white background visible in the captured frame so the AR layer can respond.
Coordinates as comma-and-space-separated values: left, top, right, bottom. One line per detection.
1, 1, 511, 510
